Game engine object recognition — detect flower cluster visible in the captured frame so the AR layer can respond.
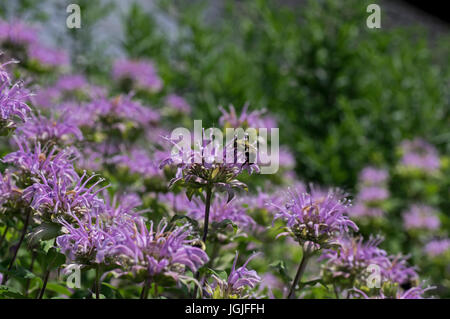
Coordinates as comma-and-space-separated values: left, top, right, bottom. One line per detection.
273, 187, 358, 251
206, 252, 261, 298
0, 59, 31, 133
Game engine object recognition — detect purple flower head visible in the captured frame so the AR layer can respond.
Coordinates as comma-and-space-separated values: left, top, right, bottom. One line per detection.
0, 170, 22, 206
272, 187, 358, 251
320, 236, 390, 288
384, 254, 419, 286
56, 210, 120, 265
16, 112, 83, 144
112, 59, 163, 92
352, 284, 434, 299
165, 94, 191, 114
3, 136, 78, 180
1, 60, 31, 131
219, 104, 277, 130
206, 251, 261, 298
359, 167, 389, 186
400, 138, 440, 173
160, 129, 259, 202
424, 239, 450, 258
22, 171, 107, 222
113, 218, 208, 281
403, 204, 440, 232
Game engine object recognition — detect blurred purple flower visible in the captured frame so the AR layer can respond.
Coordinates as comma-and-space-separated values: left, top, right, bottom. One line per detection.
27, 43, 69, 68
272, 187, 358, 251
0, 19, 37, 45
219, 104, 277, 130
165, 94, 191, 114
403, 204, 440, 232
112, 59, 163, 92
424, 239, 450, 258
400, 138, 440, 173
358, 186, 389, 202
359, 167, 389, 186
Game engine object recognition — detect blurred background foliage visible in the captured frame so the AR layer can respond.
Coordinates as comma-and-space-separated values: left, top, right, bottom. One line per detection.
120, 0, 449, 191
1, 0, 448, 191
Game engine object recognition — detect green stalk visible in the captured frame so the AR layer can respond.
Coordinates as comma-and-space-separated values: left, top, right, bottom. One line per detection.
1, 210, 31, 285
287, 250, 311, 299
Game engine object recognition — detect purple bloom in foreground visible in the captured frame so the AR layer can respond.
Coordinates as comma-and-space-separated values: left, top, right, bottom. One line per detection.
384, 254, 419, 286
23, 171, 106, 221
320, 236, 389, 287
3, 137, 78, 179
57, 211, 119, 264
272, 187, 358, 251
113, 219, 208, 281
403, 204, 440, 232
352, 285, 434, 299
206, 252, 261, 298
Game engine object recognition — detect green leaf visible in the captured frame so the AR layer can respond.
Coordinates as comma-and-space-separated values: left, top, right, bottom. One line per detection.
0, 285, 27, 299
45, 283, 72, 297
213, 219, 238, 234
269, 260, 292, 284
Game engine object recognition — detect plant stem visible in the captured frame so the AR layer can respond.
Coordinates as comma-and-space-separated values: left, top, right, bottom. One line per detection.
287, 251, 310, 299
95, 265, 101, 299
1, 210, 31, 285
140, 277, 151, 299
192, 186, 213, 299
37, 269, 50, 299
333, 284, 340, 299
24, 251, 36, 296
202, 186, 213, 243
